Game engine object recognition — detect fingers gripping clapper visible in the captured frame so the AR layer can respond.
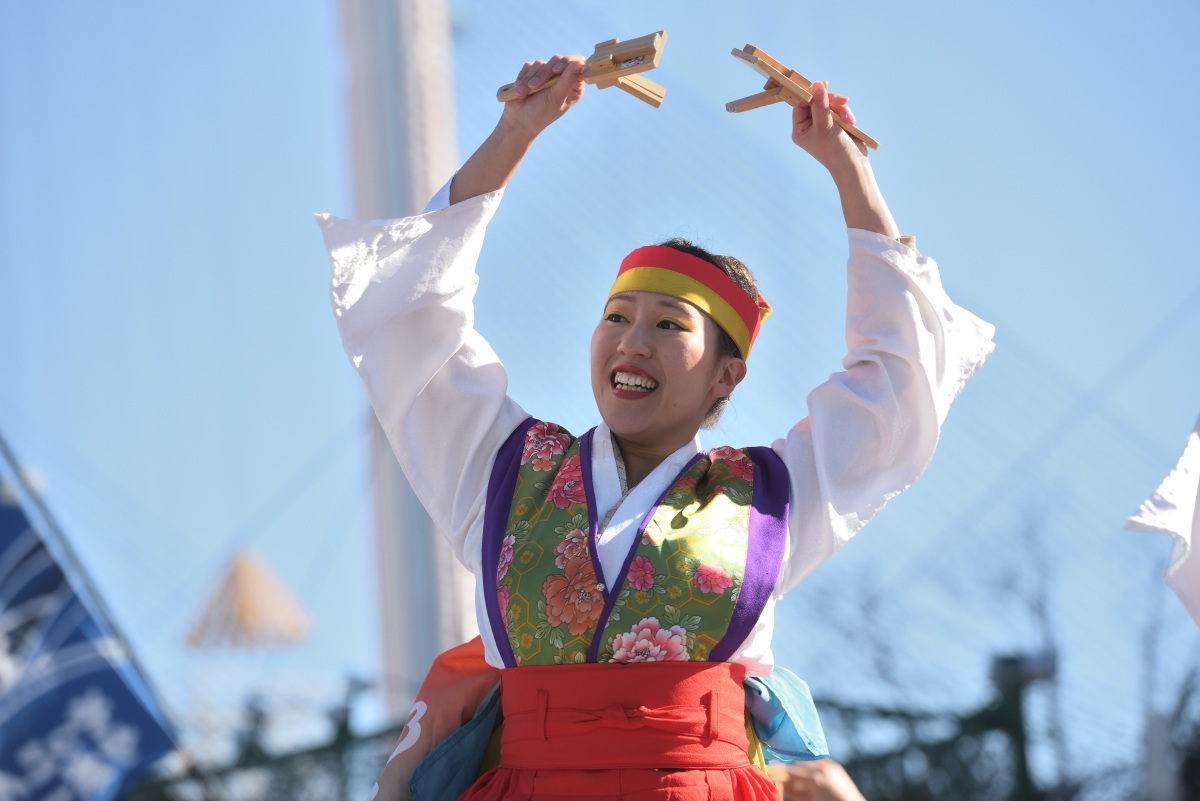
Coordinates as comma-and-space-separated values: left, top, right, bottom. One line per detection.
725, 44, 881, 150
496, 31, 669, 107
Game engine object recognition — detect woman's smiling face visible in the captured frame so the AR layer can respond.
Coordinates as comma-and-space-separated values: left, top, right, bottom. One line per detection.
590, 291, 744, 452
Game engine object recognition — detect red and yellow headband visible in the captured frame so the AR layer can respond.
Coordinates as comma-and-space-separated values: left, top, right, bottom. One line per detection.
607, 246, 772, 358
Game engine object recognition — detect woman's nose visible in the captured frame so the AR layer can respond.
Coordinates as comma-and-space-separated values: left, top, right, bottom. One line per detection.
618, 322, 652, 357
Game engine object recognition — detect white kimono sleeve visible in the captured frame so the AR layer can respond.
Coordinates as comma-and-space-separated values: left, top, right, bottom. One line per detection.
315, 189, 528, 576
774, 230, 995, 593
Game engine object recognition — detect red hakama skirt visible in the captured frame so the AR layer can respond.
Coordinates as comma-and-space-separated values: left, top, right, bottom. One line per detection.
456, 662, 782, 801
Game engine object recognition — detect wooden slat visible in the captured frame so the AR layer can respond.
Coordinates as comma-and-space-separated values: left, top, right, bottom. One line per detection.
726, 88, 787, 113
584, 54, 660, 82
590, 31, 663, 62
616, 74, 665, 107
586, 54, 617, 77
496, 74, 560, 102
584, 30, 666, 81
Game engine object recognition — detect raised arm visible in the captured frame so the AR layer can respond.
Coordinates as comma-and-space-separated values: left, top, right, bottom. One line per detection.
773, 81, 995, 592
319, 54, 589, 573
450, 54, 587, 204
790, 81, 899, 239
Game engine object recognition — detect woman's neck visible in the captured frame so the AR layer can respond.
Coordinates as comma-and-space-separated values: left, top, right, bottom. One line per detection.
611, 432, 692, 489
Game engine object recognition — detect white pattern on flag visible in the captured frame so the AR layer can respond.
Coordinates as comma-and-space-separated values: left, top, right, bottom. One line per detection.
0, 456, 175, 800
0, 772, 25, 801
1126, 413, 1200, 628
6, 688, 144, 800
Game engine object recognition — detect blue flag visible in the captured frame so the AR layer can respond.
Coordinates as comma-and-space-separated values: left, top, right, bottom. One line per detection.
0, 498, 176, 801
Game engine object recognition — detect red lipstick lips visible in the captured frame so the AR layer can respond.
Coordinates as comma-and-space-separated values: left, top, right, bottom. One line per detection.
611, 364, 659, 400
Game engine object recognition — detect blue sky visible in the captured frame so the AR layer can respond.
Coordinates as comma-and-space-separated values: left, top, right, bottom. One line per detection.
2, 0, 1199, 782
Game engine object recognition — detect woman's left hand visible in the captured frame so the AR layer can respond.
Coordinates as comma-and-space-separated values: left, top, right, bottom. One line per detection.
776, 759, 869, 801
791, 81, 868, 177
790, 80, 898, 237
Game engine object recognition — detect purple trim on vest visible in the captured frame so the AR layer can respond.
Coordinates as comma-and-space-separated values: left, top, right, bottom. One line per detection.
483, 416, 537, 669
708, 446, 790, 663
585, 453, 706, 663
578, 428, 606, 598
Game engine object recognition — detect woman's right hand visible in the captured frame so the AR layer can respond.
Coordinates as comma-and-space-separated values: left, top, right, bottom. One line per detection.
500, 54, 588, 139
449, 54, 586, 204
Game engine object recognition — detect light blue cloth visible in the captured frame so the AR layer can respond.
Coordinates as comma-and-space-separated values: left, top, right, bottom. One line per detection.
743, 666, 829, 762
408, 682, 502, 801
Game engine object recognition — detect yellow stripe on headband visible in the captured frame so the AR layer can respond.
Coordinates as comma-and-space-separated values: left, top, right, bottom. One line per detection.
608, 266, 755, 358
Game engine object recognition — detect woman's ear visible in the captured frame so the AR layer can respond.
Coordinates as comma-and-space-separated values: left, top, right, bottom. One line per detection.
712, 356, 748, 399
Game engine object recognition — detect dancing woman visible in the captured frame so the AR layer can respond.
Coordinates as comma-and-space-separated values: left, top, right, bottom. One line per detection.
319, 52, 993, 801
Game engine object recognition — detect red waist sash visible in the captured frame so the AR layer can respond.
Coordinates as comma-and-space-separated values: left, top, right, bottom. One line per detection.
498, 662, 751, 770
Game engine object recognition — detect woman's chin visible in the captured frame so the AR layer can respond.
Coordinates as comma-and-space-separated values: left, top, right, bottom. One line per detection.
601, 414, 647, 440
602, 415, 697, 453
597, 395, 704, 450
599, 408, 656, 440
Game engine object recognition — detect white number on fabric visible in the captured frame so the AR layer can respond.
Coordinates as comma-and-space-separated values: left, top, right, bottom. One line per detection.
388, 701, 428, 762
366, 702, 430, 801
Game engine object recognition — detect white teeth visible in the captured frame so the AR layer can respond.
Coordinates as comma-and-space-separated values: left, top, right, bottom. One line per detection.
613, 371, 659, 391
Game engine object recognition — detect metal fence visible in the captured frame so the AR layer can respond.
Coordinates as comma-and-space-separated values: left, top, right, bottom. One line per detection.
124, 724, 404, 801
124, 684, 1200, 801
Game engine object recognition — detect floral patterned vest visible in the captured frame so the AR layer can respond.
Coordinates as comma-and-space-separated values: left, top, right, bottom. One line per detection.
483, 419, 789, 668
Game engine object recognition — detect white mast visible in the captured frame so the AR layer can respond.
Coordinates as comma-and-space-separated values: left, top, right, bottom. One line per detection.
338, 0, 477, 720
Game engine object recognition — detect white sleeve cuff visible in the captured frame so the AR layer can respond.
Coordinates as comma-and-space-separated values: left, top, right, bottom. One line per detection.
423, 175, 454, 214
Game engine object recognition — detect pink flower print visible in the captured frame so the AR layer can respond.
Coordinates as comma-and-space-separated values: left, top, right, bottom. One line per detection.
672, 475, 699, 493
627, 555, 656, 591
497, 534, 516, 582
522, 421, 571, 468
546, 455, 586, 509
693, 565, 734, 595
610, 617, 689, 664
497, 583, 510, 623
553, 528, 588, 570
708, 446, 755, 481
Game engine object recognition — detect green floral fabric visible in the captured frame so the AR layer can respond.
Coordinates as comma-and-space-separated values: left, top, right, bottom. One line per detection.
494, 422, 759, 667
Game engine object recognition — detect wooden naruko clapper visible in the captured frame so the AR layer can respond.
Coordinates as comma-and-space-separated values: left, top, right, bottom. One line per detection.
726, 45, 880, 150
497, 31, 668, 108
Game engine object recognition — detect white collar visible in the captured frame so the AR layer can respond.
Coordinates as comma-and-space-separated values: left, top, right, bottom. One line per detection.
587, 422, 704, 588
591, 421, 702, 517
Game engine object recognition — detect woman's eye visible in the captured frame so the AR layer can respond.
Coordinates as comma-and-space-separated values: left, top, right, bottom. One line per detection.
657, 319, 684, 331
605, 312, 628, 323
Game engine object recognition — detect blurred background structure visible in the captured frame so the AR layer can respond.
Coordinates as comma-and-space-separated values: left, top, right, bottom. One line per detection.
338, 0, 477, 721
1, 0, 1199, 798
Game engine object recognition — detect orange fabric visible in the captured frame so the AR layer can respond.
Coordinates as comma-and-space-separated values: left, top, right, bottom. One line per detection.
373, 636, 500, 801
456, 662, 782, 801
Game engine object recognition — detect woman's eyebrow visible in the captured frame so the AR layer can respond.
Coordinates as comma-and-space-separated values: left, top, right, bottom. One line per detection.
608, 293, 696, 315
651, 299, 698, 316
